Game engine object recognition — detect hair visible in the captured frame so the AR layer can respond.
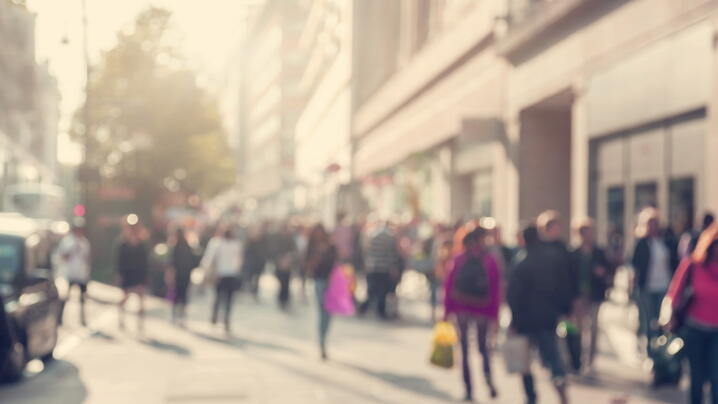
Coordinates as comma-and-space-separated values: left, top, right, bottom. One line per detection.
635, 207, 659, 238
537, 210, 560, 235
573, 217, 594, 234
462, 226, 487, 248
703, 213, 715, 230
692, 224, 718, 265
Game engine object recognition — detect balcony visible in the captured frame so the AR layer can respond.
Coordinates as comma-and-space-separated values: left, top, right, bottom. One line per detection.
496, 0, 593, 57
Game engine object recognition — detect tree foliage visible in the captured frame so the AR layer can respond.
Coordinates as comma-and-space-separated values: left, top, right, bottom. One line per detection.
73, 6, 235, 199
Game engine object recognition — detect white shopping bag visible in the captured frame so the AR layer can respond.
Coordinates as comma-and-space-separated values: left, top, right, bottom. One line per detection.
502, 334, 531, 374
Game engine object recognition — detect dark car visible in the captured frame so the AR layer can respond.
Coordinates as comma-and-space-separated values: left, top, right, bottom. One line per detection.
0, 215, 61, 381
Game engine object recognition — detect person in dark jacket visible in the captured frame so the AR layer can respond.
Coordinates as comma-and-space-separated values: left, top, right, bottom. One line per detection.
508, 224, 570, 404
537, 210, 576, 315
305, 224, 337, 360
167, 228, 198, 327
569, 218, 615, 370
359, 221, 401, 319
272, 223, 297, 310
116, 215, 150, 333
631, 207, 678, 357
243, 225, 267, 302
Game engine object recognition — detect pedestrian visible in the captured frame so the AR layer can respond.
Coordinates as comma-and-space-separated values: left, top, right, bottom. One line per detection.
243, 225, 267, 302
167, 227, 199, 327
201, 226, 243, 334
507, 224, 570, 404
305, 224, 338, 360
569, 217, 615, 371
333, 212, 354, 264
57, 218, 91, 326
630, 207, 678, 357
272, 223, 297, 310
678, 212, 715, 259
443, 226, 500, 401
360, 220, 401, 319
116, 215, 150, 333
666, 224, 718, 404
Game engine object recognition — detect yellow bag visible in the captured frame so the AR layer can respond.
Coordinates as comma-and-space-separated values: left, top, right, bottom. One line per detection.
430, 321, 457, 369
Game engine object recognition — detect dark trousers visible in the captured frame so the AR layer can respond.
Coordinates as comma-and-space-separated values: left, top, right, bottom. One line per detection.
211, 277, 236, 328
361, 272, 392, 318
64, 281, 87, 325
456, 313, 493, 398
522, 329, 567, 403
685, 325, 718, 404
276, 270, 291, 308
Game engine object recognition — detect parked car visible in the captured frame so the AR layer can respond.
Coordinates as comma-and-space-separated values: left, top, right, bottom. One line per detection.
0, 215, 61, 381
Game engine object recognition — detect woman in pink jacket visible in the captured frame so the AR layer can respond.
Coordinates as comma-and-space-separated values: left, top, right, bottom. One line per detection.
444, 226, 501, 401
666, 224, 718, 404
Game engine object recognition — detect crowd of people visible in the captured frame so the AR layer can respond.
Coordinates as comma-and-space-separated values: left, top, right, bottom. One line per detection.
55, 206, 718, 404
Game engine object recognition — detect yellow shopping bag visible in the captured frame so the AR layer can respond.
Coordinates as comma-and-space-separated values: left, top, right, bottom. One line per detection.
430, 321, 457, 369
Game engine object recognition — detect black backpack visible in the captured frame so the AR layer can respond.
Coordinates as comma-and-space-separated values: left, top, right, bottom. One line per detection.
451, 254, 490, 305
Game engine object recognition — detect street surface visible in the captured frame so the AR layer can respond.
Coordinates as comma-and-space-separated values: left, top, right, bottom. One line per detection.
0, 271, 686, 404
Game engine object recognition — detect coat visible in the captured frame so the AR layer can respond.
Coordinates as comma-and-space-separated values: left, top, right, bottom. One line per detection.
631, 234, 679, 290
569, 245, 615, 302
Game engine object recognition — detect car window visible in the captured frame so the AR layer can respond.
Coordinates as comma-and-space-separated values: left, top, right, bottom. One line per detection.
0, 236, 22, 284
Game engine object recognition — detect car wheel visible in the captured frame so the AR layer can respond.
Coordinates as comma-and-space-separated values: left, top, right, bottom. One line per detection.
2, 341, 26, 382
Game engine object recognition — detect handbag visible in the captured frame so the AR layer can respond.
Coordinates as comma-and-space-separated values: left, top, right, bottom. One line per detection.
429, 321, 457, 369
324, 265, 355, 316
502, 334, 531, 374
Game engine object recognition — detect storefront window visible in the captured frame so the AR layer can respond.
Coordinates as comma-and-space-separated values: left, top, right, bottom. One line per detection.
606, 186, 625, 260
471, 169, 492, 217
634, 182, 657, 212
669, 177, 695, 235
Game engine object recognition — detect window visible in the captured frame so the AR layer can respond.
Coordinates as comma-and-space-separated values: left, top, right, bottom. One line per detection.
669, 177, 695, 235
471, 169, 492, 217
606, 186, 625, 258
634, 182, 657, 212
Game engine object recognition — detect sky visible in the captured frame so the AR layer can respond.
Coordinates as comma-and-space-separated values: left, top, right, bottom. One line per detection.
26, 0, 260, 165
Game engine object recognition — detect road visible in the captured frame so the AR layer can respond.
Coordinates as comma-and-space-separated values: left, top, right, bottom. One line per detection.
0, 272, 686, 404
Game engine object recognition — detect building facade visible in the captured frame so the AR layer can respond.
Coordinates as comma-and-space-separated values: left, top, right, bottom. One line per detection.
0, 0, 60, 196
239, 0, 309, 219
352, 0, 718, 249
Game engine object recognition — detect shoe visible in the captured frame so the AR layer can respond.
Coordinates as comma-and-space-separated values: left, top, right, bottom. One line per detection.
488, 383, 498, 398
463, 393, 474, 402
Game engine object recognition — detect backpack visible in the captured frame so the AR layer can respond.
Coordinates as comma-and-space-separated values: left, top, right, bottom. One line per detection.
451, 254, 490, 305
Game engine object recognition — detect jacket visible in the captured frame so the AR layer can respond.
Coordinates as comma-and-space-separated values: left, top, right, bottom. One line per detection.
507, 242, 575, 333
443, 250, 501, 320
631, 234, 679, 290
569, 245, 615, 302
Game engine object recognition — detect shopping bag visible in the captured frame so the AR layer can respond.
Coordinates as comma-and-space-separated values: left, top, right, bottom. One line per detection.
502, 334, 531, 374
430, 321, 457, 369
324, 265, 355, 316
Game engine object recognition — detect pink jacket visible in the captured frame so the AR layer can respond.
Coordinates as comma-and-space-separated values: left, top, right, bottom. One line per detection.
443, 250, 501, 321
667, 258, 718, 327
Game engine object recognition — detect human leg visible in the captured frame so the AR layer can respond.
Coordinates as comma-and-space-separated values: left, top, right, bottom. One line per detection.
455, 313, 473, 400
476, 316, 497, 397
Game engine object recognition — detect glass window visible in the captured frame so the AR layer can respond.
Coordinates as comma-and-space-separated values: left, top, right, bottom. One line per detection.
471, 169, 492, 217
635, 182, 657, 213
669, 177, 695, 235
606, 186, 625, 259
0, 236, 22, 284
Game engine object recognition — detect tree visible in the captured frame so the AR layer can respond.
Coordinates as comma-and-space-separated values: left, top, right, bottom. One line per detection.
73, 6, 235, 205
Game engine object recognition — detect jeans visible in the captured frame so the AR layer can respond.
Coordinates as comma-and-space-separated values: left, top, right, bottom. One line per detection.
522, 330, 566, 402
314, 279, 332, 350
360, 272, 392, 318
573, 297, 602, 367
455, 313, 493, 398
638, 289, 666, 358
684, 324, 718, 404
211, 277, 236, 328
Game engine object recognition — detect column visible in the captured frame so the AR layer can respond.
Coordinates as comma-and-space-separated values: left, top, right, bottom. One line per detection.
705, 18, 718, 215
503, 113, 521, 242
571, 78, 589, 244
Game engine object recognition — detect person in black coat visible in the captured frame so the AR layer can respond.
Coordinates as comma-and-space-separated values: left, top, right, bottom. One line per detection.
168, 228, 199, 326
243, 226, 267, 301
631, 207, 678, 358
508, 223, 570, 404
569, 218, 615, 370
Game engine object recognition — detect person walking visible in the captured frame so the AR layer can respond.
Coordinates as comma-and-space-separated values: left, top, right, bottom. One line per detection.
443, 226, 500, 401
666, 224, 718, 404
57, 218, 91, 326
508, 224, 571, 404
631, 207, 678, 357
167, 228, 199, 327
360, 221, 401, 319
305, 224, 337, 360
243, 225, 267, 302
201, 226, 243, 334
569, 218, 615, 371
272, 223, 297, 310
116, 215, 150, 333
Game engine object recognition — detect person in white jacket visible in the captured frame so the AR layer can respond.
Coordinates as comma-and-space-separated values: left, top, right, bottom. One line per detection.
57, 219, 91, 325
201, 226, 243, 334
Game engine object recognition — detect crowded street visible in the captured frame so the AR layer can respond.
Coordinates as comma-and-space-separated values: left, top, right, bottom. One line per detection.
0, 274, 686, 404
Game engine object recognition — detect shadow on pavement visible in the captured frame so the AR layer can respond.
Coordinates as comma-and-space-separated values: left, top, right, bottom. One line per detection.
337, 360, 454, 402
189, 330, 300, 355
573, 371, 685, 403
140, 337, 192, 357
0, 360, 87, 404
